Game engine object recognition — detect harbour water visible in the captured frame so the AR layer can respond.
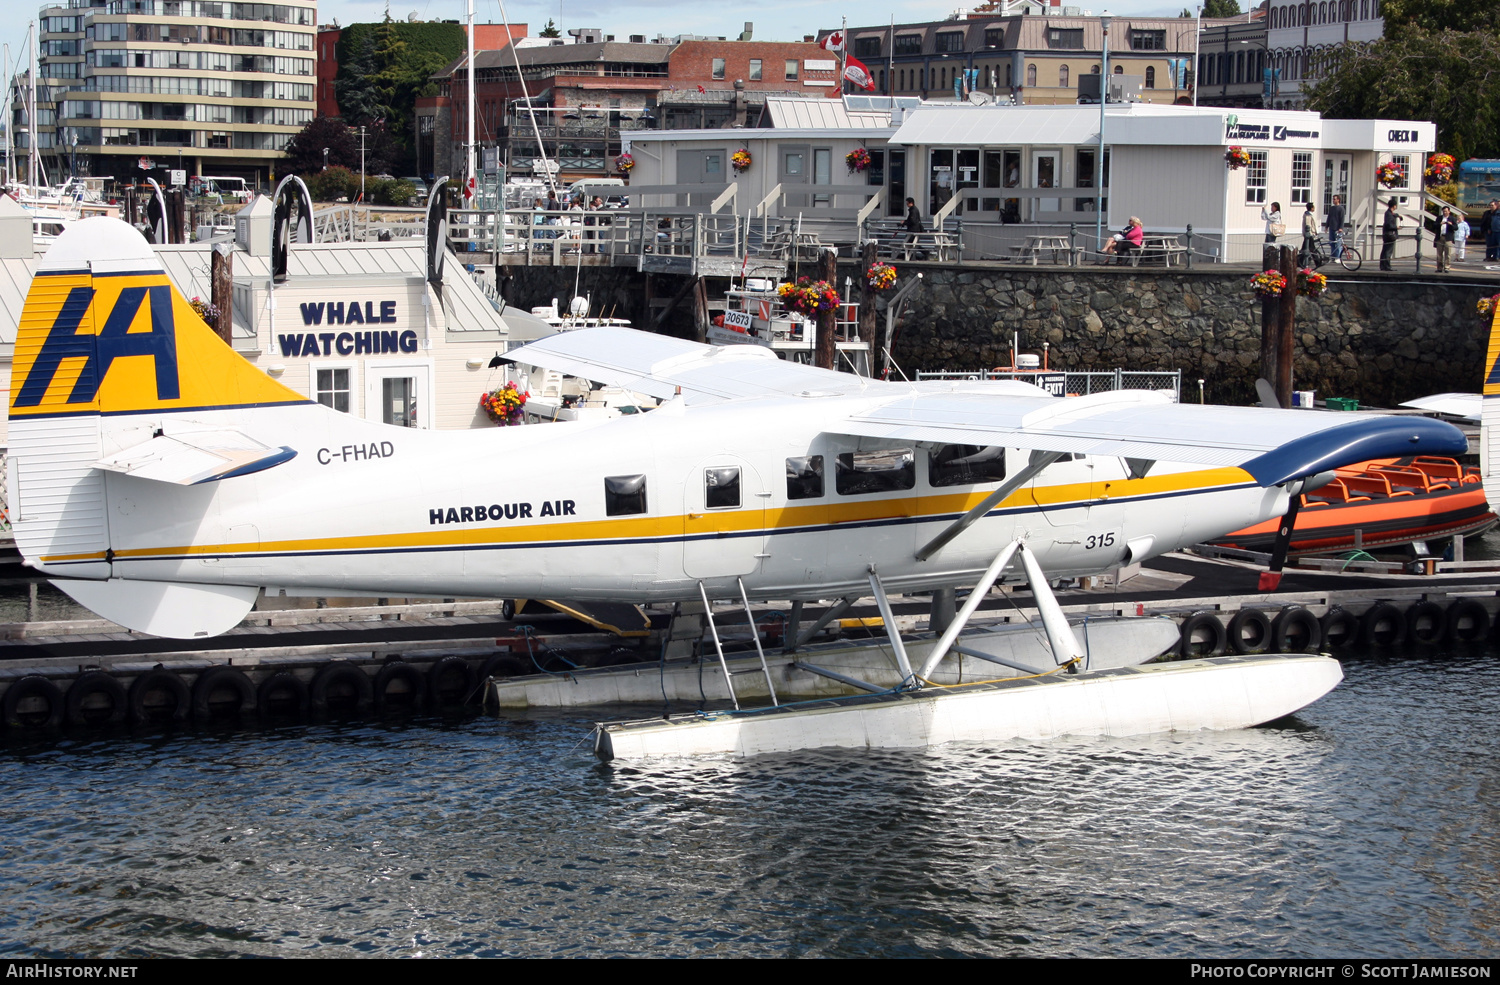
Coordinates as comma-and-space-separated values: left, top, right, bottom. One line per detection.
0, 640, 1496, 957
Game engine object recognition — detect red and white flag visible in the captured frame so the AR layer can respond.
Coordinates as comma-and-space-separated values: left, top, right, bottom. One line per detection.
463, 173, 476, 200
696, 84, 706, 93
820, 30, 844, 51
843, 54, 876, 91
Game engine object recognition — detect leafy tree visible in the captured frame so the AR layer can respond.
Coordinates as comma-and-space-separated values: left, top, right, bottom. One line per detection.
539, 19, 561, 38
1202, 0, 1242, 16
1379, 0, 1499, 34
283, 117, 359, 175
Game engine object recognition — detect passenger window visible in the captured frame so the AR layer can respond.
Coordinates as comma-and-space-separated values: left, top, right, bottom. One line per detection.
604, 474, 647, 516
929, 445, 1006, 487
704, 467, 741, 509
786, 456, 823, 500
835, 448, 915, 496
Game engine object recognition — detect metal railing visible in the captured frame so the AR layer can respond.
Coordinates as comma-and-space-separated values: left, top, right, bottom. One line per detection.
915, 368, 1183, 400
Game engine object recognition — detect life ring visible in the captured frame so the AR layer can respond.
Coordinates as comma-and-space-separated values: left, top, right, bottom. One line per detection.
1404, 601, 1445, 645
1318, 607, 1359, 651
1177, 611, 1226, 659
478, 653, 528, 682
3, 675, 65, 730
1443, 598, 1490, 643
191, 666, 256, 720
309, 662, 373, 715
427, 655, 477, 709
373, 660, 426, 712
1227, 608, 1273, 654
1271, 606, 1322, 653
1359, 602, 1406, 646
65, 671, 128, 727
256, 671, 309, 719
127, 668, 190, 724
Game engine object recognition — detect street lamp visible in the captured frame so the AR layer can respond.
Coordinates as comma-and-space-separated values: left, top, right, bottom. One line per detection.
1096, 11, 1111, 252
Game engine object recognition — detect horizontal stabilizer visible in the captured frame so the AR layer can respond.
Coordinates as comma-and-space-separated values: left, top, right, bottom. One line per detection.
51, 579, 259, 638
95, 429, 296, 485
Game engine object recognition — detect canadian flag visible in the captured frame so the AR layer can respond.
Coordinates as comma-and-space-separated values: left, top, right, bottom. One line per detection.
463, 173, 476, 200
843, 54, 876, 91
820, 30, 844, 51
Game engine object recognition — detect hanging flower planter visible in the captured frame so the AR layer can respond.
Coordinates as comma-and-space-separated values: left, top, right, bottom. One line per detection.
778, 277, 840, 317
866, 261, 897, 291
614, 153, 634, 174
1375, 161, 1404, 188
480, 382, 529, 426
1250, 269, 1287, 300
731, 149, 752, 174
1298, 268, 1328, 298
845, 148, 871, 174
1225, 146, 1251, 170
1424, 153, 1455, 186
1478, 294, 1500, 318
188, 296, 221, 324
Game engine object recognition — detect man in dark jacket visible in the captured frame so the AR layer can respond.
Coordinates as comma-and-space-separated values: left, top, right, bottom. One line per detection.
1325, 195, 1346, 260
903, 197, 927, 259
1484, 200, 1500, 262
1380, 198, 1400, 271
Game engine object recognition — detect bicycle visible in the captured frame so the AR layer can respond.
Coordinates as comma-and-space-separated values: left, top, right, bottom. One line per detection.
1299, 235, 1361, 272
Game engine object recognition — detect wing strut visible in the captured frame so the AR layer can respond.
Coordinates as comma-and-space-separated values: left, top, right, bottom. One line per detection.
916, 450, 1064, 561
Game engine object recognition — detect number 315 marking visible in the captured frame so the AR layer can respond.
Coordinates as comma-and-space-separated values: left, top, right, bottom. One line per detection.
1085, 532, 1117, 550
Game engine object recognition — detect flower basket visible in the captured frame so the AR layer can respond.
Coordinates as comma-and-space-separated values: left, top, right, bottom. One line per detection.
731, 149, 752, 174
777, 277, 841, 317
866, 261, 897, 291
480, 382, 528, 426
1298, 268, 1327, 298
1424, 153, 1455, 186
1375, 161, 1403, 188
1250, 269, 1287, 300
845, 148, 871, 174
188, 296, 221, 324
614, 153, 634, 174
1225, 146, 1251, 171
1479, 294, 1500, 317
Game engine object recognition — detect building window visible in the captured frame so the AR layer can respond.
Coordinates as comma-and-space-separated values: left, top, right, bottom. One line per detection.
1059, 64, 1070, 87
1047, 28, 1084, 49
749, 58, 762, 80
984, 28, 1004, 48
1006, 62, 1014, 87
935, 32, 964, 53
712, 58, 725, 79
1390, 155, 1410, 187
894, 34, 923, 56
1291, 152, 1312, 204
1130, 30, 1166, 50
1026, 63, 1036, 87
315, 368, 351, 413
854, 36, 881, 58
785, 59, 798, 80
1145, 65, 1155, 88
1246, 150, 1267, 204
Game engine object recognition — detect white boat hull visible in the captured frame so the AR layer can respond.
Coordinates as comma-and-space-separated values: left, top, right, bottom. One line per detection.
593, 653, 1343, 761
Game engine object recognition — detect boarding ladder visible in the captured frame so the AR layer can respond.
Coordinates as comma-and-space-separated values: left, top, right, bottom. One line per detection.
697, 579, 779, 710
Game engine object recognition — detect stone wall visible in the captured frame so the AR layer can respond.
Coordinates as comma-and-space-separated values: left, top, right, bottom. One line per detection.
498, 258, 1497, 408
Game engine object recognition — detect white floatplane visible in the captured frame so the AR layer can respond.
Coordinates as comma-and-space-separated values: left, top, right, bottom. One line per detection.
6, 218, 1469, 757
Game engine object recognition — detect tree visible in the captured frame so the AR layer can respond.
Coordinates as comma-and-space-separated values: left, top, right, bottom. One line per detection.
332, 19, 465, 174
539, 19, 561, 38
283, 117, 359, 175
1203, 0, 1242, 16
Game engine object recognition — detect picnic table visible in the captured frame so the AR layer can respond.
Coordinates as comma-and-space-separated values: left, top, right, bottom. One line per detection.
893, 230, 958, 261
1011, 234, 1083, 266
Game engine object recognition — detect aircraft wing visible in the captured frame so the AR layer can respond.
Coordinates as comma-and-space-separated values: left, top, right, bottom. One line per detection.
836, 389, 1469, 487
506, 327, 881, 402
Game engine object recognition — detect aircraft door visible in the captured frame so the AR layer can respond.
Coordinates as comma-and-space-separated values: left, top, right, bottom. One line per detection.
683, 457, 767, 580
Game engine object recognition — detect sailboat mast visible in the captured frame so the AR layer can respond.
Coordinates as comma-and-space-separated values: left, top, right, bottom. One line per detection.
466, 0, 476, 201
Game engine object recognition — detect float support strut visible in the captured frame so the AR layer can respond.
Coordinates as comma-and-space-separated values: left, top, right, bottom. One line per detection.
868, 567, 916, 687
918, 540, 1022, 679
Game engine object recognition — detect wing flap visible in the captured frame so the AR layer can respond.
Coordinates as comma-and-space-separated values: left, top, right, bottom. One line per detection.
96, 428, 296, 485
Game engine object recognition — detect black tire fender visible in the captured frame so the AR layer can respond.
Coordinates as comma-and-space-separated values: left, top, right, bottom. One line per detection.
191, 666, 256, 721
1405, 601, 1445, 645
65, 671, 128, 728
373, 660, 426, 712
1177, 611, 1226, 659
3, 675, 65, 730
1319, 607, 1360, 651
427, 655, 478, 708
1444, 598, 1490, 643
1271, 606, 1322, 653
478, 653, 528, 681
256, 671, 309, 719
1227, 608, 1273, 655
309, 662, 373, 715
127, 668, 190, 725
1360, 602, 1406, 646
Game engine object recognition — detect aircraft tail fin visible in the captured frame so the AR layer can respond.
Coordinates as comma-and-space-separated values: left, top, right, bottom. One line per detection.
1484, 299, 1500, 514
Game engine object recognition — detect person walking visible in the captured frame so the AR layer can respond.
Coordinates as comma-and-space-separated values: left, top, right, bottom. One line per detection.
1261, 201, 1284, 244
1485, 200, 1500, 262
1456, 212, 1471, 262
1380, 198, 1400, 271
1325, 194, 1346, 260
902, 196, 928, 259
1434, 206, 1457, 273
1300, 202, 1318, 266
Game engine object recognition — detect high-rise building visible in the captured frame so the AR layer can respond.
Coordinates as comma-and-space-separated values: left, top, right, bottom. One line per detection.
21, 0, 317, 189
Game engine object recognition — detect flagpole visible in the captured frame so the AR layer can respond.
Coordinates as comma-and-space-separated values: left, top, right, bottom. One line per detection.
840, 17, 847, 97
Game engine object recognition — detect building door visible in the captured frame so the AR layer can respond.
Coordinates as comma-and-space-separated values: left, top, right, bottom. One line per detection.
676, 148, 726, 207
780, 144, 810, 208
886, 150, 906, 217
365, 362, 432, 429
1323, 154, 1351, 213
1032, 151, 1060, 217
